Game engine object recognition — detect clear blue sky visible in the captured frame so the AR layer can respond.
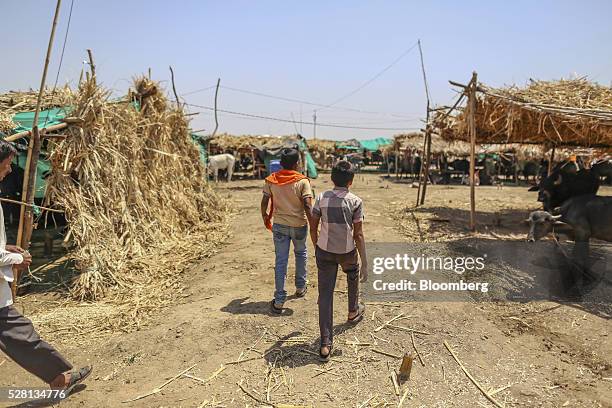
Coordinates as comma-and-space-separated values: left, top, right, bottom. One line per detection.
1, 0, 611, 140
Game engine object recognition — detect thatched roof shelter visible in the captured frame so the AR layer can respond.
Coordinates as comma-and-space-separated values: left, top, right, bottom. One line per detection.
388, 132, 474, 156
205, 133, 277, 151
436, 78, 612, 148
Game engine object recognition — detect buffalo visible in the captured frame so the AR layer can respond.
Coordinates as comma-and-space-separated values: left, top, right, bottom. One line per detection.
528, 161, 599, 211
527, 194, 612, 293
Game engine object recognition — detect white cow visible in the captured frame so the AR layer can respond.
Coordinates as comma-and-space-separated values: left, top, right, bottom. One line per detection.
207, 153, 236, 182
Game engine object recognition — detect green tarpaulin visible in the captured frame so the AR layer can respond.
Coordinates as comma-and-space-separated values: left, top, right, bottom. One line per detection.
10, 108, 68, 134
335, 145, 361, 151
190, 133, 208, 166
359, 137, 393, 152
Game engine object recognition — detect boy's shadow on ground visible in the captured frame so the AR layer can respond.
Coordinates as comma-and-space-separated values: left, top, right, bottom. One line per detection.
263, 322, 355, 368
221, 297, 294, 317
6, 385, 86, 408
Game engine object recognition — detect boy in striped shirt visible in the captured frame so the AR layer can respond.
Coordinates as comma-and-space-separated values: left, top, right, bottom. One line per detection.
310, 160, 368, 361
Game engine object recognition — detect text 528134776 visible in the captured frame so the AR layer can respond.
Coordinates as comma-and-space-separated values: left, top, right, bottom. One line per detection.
0, 388, 67, 401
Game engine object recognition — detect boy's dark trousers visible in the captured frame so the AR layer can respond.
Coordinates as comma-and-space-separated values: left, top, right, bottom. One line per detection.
0, 304, 73, 383
316, 246, 359, 347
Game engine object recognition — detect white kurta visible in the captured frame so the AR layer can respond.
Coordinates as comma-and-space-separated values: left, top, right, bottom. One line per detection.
0, 202, 24, 308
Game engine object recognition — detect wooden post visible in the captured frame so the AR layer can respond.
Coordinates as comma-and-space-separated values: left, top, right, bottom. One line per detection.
212, 78, 221, 138
416, 39, 432, 206
385, 151, 390, 178
415, 133, 428, 207
86, 48, 96, 84
13, 0, 62, 298
395, 148, 399, 180
169, 65, 181, 109
548, 145, 556, 176
420, 117, 432, 205
468, 72, 478, 232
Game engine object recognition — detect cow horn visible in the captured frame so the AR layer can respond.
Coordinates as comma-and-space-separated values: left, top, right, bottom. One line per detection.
551, 214, 562, 220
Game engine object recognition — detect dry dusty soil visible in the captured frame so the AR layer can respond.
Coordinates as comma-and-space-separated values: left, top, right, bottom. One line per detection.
2, 173, 611, 408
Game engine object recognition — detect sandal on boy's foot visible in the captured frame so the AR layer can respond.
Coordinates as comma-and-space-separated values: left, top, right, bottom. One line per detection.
270, 300, 283, 314
65, 366, 94, 396
319, 345, 332, 362
347, 302, 365, 324
295, 287, 308, 298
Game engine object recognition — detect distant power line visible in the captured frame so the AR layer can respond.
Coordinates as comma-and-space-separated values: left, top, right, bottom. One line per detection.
184, 102, 419, 131
323, 41, 420, 109
217, 85, 417, 118
182, 85, 218, 96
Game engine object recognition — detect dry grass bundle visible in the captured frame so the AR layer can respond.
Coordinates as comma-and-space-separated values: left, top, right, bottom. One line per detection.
0, 87, 72, 116
41, 77, 229, 332
438, 78, 612, 147
0, 111, 15, 133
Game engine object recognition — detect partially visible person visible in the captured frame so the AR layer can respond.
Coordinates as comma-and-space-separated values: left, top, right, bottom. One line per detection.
261, 148, 314, 314
310, 160, 368, 362
0, 140, 92, 393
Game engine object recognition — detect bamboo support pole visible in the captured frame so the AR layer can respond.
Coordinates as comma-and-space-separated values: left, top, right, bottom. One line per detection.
0, 198, 63, 214
468, 72, 478, 232
420, 121, 432, 205
415, 132, 428, 206
548, 145, 556, 176
13, 0, 62, 299
4, 122, 68, 143
169, 66, 181, 109
395, 148, 399, 180
86, 49, 96, 84
211, 78, 221, 138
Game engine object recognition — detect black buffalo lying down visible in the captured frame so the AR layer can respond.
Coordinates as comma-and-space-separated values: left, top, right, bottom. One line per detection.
527, 194, 612, 293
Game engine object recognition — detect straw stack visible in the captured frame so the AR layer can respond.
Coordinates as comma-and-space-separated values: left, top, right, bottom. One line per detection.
43, 77, 229, 320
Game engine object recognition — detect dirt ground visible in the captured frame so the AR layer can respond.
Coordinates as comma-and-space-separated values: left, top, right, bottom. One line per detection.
2, 172, 611, 408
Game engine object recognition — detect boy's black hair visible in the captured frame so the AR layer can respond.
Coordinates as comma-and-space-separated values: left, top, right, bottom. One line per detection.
331, 160, 354, 187
280, 148, 299, 169
0, 140, 17, 162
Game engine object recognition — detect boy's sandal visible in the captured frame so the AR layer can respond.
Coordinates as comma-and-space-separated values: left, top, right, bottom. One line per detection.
295, 287, 308, 297
65, 365, 93, 396
270, 300, 283, 314
347, 302, 365, 324
319, 345, 332, 362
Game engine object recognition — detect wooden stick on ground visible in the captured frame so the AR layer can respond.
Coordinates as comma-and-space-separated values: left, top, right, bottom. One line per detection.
398, 386, 410, 407
390, 371, 400, 396
411, 332, 425, 367
443, 341, 505, 408
372, 348, 402, 359
358, 395, 376, 408
387, 324, 431, 336
122, 364, 197, 403
374, 312, 405, 332
183, 364, 225, 385
237, 381, 270, 406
